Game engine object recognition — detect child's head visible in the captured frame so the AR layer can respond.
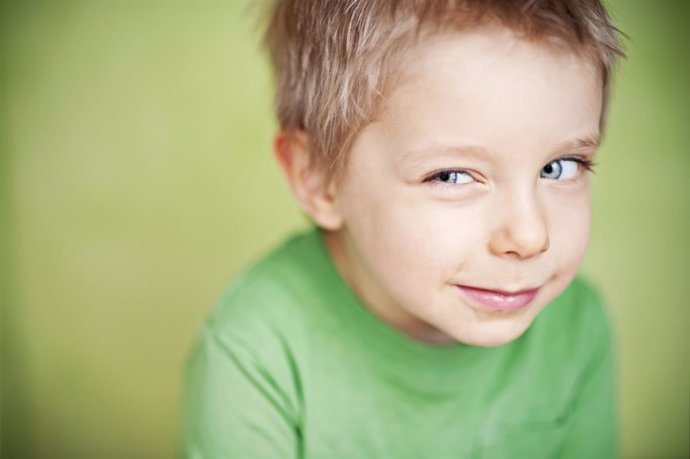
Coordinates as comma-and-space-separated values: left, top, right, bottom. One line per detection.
266, 1, 624, 347
265, 0, 623, 180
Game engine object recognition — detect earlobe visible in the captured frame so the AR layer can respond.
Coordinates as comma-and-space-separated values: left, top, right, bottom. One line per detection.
273, 130, 344, 231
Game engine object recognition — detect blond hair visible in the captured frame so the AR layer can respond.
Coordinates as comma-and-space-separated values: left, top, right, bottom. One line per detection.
263, 0, 625, 180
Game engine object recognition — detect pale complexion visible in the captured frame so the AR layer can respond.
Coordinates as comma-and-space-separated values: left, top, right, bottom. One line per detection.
276, 27, 602, 347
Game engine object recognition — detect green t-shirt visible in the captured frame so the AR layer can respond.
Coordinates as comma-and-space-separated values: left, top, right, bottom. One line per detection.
181, 226, 616, 458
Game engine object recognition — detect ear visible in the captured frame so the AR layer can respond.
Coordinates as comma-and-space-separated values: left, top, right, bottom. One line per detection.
273, 130, 344, 231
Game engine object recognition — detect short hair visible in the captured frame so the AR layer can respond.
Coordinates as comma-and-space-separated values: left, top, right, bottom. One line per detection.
262, 0, 625, 181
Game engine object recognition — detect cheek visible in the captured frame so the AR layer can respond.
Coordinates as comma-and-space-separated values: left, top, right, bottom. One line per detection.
346, 189, 484, 286
549, 192, 592, 267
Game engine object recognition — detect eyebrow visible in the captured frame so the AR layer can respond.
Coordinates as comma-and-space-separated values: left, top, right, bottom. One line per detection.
397, 144, 491, 169
398, 134, 601, 168
564, 134, 601, 150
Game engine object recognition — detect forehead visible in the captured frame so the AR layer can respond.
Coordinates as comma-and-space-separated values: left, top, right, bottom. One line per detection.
371, 27, 602, 161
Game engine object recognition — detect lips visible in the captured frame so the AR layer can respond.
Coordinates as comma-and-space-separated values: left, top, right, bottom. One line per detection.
456, 285, 539, 311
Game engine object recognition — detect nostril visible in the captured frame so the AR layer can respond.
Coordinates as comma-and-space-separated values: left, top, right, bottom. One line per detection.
489, 221, 550, 259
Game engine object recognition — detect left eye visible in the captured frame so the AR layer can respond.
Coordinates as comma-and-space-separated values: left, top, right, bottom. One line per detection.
540, 159, 580, 180
427, 170, 474, 185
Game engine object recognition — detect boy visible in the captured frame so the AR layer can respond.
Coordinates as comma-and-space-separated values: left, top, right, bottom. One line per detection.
182, 1, 624, 457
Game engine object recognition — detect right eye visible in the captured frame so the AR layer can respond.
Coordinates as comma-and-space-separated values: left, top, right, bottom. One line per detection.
425, 170, 474, 186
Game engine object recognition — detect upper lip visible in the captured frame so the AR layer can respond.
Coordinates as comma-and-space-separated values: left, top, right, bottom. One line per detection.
456, 285, 541, 295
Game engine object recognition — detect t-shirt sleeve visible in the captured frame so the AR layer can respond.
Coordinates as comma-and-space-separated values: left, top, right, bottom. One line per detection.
180, 324, 300, 459
559, 285, 617, 459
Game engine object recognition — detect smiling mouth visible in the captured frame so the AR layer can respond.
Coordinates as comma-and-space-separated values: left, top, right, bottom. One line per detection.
455, 285, 540, 311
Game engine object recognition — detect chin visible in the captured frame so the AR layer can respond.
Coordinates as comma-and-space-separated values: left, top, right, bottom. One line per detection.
453, 323, 530, 348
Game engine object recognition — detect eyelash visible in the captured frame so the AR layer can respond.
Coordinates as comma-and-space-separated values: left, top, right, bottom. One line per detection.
563, 157, 597, 173
543, 156, 597, 180
423, 156, 597, 186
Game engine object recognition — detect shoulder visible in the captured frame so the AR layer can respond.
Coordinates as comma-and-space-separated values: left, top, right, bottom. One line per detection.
550, 273, 611, 335
203, 228, 320, 350
185, 229, 321, 407
539, 273, 610, 327
527, 273, 614, 361
182, 231, 321, 452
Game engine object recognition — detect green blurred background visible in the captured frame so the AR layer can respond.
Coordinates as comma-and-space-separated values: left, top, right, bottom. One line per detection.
1, 1, 688, 458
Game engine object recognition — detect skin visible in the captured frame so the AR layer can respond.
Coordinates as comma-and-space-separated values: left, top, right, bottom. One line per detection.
275, 26, 602, 347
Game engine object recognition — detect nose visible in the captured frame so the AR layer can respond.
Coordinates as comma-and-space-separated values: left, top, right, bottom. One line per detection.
489, 192, 550, 259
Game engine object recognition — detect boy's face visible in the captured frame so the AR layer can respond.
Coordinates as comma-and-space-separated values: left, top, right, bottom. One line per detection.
323, 27, 602, 347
